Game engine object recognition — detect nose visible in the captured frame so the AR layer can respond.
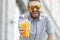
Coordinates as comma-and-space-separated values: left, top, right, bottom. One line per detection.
33, 8, 37, 11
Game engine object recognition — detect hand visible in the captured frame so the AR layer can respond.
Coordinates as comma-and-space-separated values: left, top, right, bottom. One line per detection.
19, 27, 25, 35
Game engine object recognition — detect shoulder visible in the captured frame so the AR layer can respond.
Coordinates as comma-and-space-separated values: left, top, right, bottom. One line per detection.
40, 13, 51, 23
40, 14, 48, 20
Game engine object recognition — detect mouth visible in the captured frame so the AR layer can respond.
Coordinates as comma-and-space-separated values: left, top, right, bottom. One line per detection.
32, 11, 39, 15
32, 12, 39, 17
30, 11, 40, 19
32, 11, 38, 13
32, 13, 38, 15
30, 10, 40, 17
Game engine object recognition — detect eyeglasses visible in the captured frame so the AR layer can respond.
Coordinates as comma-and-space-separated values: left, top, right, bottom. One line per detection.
28, 5, 41, 11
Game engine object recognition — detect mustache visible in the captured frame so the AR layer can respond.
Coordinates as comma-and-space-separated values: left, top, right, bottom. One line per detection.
31, 10, 40, 13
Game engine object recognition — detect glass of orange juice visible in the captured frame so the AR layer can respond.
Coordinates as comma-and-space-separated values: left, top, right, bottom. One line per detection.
19, 19, 30, 38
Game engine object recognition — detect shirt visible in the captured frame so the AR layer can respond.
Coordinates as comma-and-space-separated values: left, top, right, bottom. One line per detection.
18, 13, 53, 40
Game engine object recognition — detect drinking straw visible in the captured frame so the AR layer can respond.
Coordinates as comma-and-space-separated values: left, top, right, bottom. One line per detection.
24, 12, 26, 20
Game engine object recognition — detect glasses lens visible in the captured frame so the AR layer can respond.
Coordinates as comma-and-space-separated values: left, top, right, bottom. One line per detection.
36, 5, 41, 9
29, 6, 34, 11
29, 5, 41, 11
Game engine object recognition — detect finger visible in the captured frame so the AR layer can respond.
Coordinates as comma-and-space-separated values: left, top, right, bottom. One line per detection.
19, 28, 25, 31
19, 30, 24, 34
19, 27, 23, 28
19, 30, 24, 33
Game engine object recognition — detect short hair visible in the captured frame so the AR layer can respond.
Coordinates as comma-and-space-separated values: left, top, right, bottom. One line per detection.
28, 0, 40, 8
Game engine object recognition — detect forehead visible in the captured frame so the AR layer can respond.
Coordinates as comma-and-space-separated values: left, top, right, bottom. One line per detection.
29, 1, 40, 6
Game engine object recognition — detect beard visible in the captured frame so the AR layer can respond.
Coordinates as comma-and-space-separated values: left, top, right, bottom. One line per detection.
30, 10, 40, 20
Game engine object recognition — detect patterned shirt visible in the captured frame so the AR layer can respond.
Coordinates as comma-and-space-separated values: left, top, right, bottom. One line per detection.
19, 13, 53, 40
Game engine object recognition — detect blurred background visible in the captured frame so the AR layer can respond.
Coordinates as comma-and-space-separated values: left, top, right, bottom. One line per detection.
0, 0, 60, 40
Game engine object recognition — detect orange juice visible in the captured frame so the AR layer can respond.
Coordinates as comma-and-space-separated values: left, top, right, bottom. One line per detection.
20, 20, 30, 38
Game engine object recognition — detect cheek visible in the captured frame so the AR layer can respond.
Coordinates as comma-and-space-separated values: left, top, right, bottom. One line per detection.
28, 9, 32, 12
37, 9, 41, 11
36, 13, 40, 16
29, 11, 32, 13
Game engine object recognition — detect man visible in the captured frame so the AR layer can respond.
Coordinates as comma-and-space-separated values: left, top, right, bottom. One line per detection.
19, 0, 53, 40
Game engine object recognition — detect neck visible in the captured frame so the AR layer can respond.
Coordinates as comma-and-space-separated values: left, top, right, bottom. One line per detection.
33, 17, 39, 21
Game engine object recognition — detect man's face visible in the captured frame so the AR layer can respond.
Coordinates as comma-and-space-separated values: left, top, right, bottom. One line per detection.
28, 1, 41, 19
